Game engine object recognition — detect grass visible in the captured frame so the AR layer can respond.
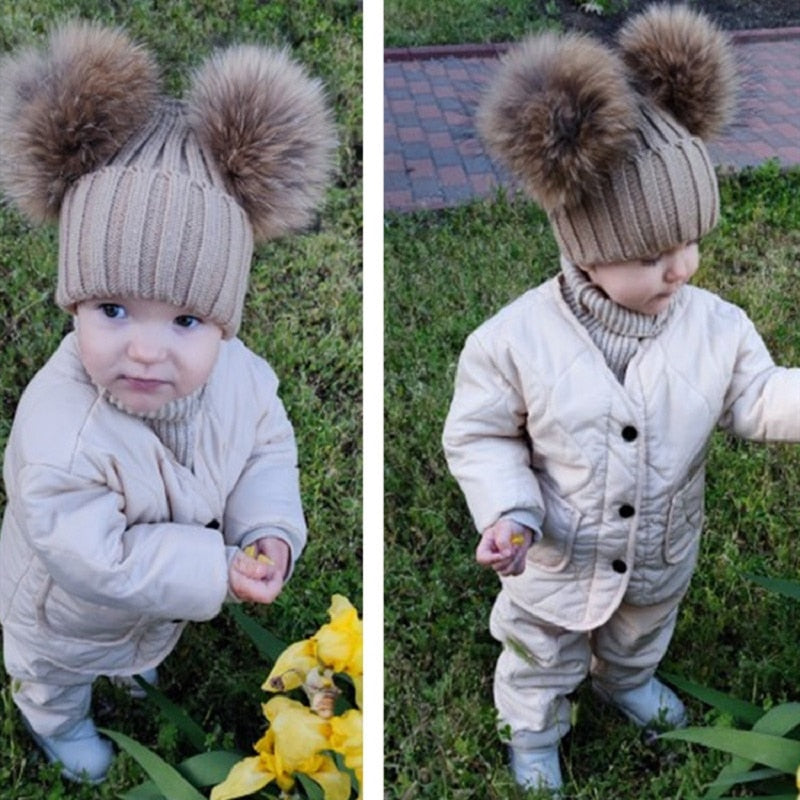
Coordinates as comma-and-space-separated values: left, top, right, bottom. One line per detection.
384, 161, 800, 798
0, 2, 361, 798
384, 0, 556, 48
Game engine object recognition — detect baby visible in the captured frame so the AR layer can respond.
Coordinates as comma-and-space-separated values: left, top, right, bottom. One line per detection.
443, 5, 800, 795
0, 23, 334, 783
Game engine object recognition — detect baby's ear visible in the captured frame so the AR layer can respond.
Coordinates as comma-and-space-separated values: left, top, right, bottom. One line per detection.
186, 45, 338, 243
0, 22, 160, 223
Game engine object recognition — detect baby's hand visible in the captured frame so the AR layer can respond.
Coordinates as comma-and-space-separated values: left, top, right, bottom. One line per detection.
229, 537, 290, 604
476, 519, 533, 576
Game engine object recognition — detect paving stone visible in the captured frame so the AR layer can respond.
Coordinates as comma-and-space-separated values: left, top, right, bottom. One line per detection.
384, 35, 800, 213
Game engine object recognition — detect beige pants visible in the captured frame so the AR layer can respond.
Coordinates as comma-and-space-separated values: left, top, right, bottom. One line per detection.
12, 679, 93, 737
490, 590, 682, 749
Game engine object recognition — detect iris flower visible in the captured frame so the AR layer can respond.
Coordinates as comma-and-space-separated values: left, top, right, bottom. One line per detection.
264, 594, 363, 708
262, 638, 319, 692
210, 697, 351, 800
329, 709, 363, 797
314, 595, 363, 708
213, 596, 363, 800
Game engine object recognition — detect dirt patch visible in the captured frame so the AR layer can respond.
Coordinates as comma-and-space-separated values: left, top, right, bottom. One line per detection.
543, 0, 800, 42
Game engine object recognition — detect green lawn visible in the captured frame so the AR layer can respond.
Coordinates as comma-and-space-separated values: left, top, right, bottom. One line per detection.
384, 0, 555, 47
0, 2, 361, 798
384, 164, 800, 798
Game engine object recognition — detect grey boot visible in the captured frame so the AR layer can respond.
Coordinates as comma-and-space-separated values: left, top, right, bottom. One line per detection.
26, 716, 113, 784
509, 744, 563, 797
594, 676, 687, 729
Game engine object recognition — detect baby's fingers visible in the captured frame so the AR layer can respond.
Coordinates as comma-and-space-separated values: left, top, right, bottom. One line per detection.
232, 550, 270, 580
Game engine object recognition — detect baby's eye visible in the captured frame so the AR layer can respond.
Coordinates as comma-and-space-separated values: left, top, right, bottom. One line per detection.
99, 303, 126, 319
174, 315, 202, 329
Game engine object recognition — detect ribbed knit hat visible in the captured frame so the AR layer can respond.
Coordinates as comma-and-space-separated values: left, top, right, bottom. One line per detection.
477, 5, 736, 266
0, 23, 336, 338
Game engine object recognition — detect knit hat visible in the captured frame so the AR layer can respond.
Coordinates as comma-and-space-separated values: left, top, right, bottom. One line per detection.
0, 23, 336, 338
477, 5, 736, 266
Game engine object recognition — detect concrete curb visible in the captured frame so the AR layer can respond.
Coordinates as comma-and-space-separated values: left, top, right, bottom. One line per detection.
384, 26, 800, 62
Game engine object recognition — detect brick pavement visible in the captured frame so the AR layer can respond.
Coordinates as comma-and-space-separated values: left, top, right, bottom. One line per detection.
384, 29, 800, 213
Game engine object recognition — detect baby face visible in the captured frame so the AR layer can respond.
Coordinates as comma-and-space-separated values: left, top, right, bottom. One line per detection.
75, 297, 223, 414
581, 241, 700, 315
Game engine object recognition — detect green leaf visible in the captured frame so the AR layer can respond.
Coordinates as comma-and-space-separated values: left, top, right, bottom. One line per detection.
295, 772, 326, 800
132, 675, 208, 752
121, 783, 165, 800
228, 604, 287, 663
661, 726, 800, 774
706, 766, 783, 787
176, 750, 247, 787
121, 753, 246, 800
705, 755, 758, 799
99, 728, 207, 800
745, 573, 800, 601
702, 703, 800, 798
659, 672, 764, 726
753, 702, 800, 736
706, 795, 797, 800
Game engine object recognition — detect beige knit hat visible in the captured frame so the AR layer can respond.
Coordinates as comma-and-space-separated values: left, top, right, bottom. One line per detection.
0, 23, 336, 338
477, 5, 736, 266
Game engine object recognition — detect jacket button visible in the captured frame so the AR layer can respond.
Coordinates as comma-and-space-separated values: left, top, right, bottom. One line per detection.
612, 559, 627, 574
619, 504, 635, 518
622, 425, 638, 441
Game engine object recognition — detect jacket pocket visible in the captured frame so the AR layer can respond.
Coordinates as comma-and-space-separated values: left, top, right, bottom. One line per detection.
36, 577, 146, 645
663, 467, 705, 565
528, 480, 581, 573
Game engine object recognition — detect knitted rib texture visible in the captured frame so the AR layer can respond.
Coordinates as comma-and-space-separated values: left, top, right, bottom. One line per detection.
550, 105, 719, 267
560, 257, 673, 382
56, 100, 253, 338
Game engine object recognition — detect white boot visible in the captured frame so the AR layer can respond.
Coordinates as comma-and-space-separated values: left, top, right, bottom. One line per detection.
509, 745, 563, 796
110, 667, 159, 699
594, 676, 687, 729
26, 716, 113, 784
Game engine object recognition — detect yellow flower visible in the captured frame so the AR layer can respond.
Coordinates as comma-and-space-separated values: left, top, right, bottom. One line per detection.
303, 665, 342, 718
267, 697, 351, 800
209, 752, 272, 800
262, 638, 319, 693
243, 544, 274, 564
216, 596, 363, 800
211, 697, 351, 800
330, 709, 363, 796
313, 595, 363, 706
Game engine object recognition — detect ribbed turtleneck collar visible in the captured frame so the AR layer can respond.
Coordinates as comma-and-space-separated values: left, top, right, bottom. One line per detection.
559, 256, 678, 383
560, 256, 673, 339
104, 386, 204, 468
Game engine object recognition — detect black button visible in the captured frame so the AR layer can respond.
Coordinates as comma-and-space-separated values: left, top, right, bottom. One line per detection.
612, 559, 627, 574
622, 425, 638, 441
619, 504, 635, 518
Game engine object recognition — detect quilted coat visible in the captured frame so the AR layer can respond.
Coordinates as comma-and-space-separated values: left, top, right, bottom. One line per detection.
0, 333, 306, 683
443, 277, 800, 631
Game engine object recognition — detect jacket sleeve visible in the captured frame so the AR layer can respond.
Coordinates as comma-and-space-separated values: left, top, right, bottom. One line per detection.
222, 359, 307, 571
18, 463, 230, 621
719, 314, 800, 441
442, 330, 545, 533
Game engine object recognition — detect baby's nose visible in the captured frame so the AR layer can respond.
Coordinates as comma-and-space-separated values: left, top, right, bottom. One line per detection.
126, 328, 166, 362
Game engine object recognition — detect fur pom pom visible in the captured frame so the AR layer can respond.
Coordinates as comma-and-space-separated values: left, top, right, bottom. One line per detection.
0, 22, 159, 222
477, 33, 637, 211
618, 5, 736, 139
187, 45, 337, 242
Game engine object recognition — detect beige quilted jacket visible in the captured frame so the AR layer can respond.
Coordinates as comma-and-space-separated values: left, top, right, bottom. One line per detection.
444, 278, 800, 630
0, 333, 305, 682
